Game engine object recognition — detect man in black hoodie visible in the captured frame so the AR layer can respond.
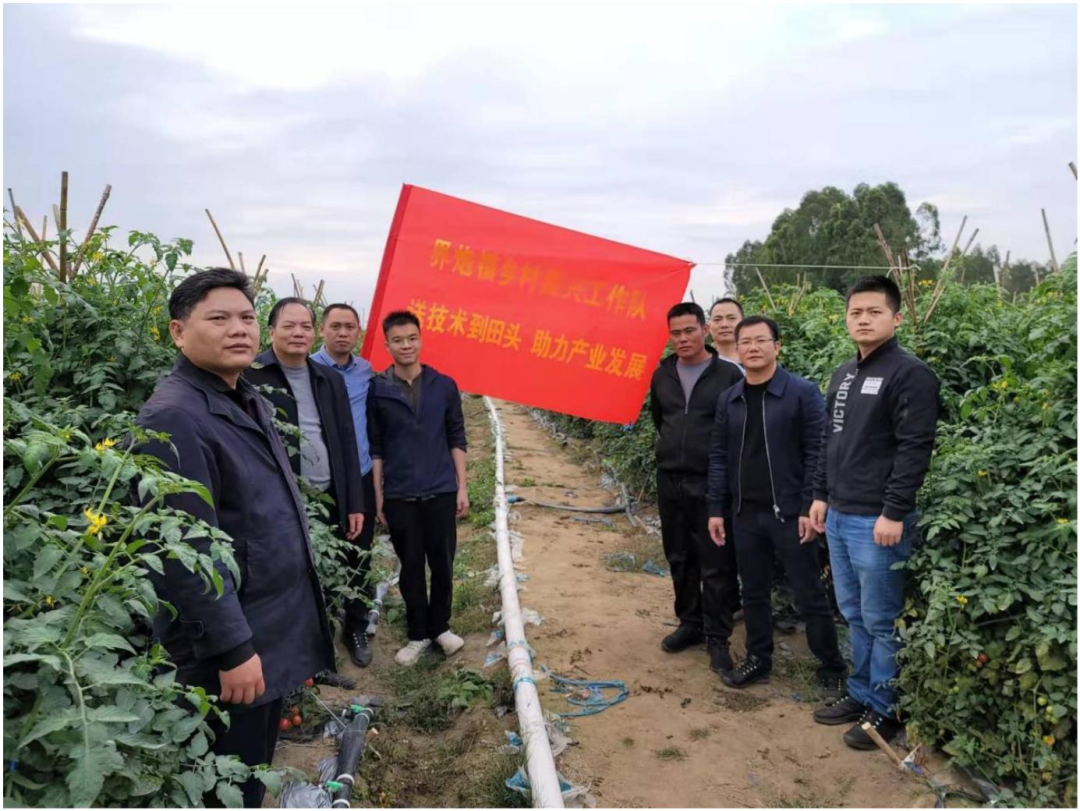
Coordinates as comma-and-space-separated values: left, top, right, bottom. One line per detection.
808, 276, 940, 750
649, 302, 743, 673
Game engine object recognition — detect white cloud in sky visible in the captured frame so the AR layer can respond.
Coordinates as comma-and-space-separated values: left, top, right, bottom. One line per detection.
5, 2, 1076, 312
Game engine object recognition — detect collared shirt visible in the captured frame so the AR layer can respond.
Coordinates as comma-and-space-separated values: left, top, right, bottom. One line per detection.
177, 354, 263, 424
385, 366, 423, 413
310, 347, 373, 476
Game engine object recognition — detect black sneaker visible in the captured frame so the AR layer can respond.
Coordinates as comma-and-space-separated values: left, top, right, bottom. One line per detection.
813, 694, 866, 726
720, 655, 771, 688
707, 638, 734, 674
843, 709, 902, 751
661, 624, 704, 653
817, 671, 846, 705
343, 627, 372, 668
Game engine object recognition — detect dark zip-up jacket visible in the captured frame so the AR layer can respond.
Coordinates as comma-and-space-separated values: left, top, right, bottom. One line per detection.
650, 348, 743, 476
135, 356, 334, 708
244, 349, 364, 533
367, 364, 467, 500
706, 364, 825, 520
812, 337, 941, 520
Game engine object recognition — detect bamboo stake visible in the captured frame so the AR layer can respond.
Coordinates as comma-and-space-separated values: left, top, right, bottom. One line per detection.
873, 223, 896, 275
7, 188, 22, 237
1069, 162, 1077, 180
238, 251, 247, 275
313, 280, 325, 308
15, 207, 60, 274
958, 228, 979, 283
923, 216, 968, 322
754, 267, 778, 311
59, 171, 69, 281
70, 184, 112, 277
255, 254, 266, 279
1041, 209, 1059, 272
205, 209, 236, 270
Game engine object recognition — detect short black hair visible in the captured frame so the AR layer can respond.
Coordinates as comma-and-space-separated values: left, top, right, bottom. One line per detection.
322, 303, 360, 324
666, 302, 706, 326
168, 267, 254, 320
735, 315, 780, 342
846, 275, 901, 313
268, 297, 316, 328
382, 309, 421, 336
710, 297, 744, 316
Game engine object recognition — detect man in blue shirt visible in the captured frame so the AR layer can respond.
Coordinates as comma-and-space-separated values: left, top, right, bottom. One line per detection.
311, 303, 376, 667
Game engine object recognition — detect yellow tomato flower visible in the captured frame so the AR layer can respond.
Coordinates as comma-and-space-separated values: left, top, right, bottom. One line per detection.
149, 324, 161, 340
44, 595, 55, 608
977, 470, 988, 478
956, 595, 968, 606
80, 566, 89, 577
1043, 735, 1055, 747
94, 437, 117, 452
8, 372, 23, 382
83, 508, 108, 536
1057, 518, 1069, 525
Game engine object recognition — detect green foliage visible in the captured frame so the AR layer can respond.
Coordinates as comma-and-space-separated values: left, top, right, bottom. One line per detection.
542, 258, 1078, 804
2, 226, 299, 806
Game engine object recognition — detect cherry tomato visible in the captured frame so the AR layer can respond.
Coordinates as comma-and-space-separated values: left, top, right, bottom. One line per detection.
977, 653, 989, 664
279, 718, 291, 731
292, 714, 302, 727
305, 678, 314, 688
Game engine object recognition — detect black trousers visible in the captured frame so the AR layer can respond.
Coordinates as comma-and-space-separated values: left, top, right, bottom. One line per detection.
657, 470, 740, 641
343, 472, 377, 631
204, 698, 284, 808
384, 493, 457, 641
732, 507, 845, 674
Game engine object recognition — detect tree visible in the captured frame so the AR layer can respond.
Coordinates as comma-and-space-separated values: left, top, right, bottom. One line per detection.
727, 182, 922, 295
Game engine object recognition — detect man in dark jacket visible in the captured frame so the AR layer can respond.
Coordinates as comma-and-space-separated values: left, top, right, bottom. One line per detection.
706, 316, 845, 697
649, 302, 743, 673
368, 310, 469, 666
136, 269, 334, 808
244, 298, 366, 662
311, 303, 378, 668
808, 276, 940, 750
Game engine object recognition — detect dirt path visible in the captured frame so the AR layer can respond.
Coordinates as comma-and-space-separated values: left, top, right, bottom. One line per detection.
497, 401, 934, 809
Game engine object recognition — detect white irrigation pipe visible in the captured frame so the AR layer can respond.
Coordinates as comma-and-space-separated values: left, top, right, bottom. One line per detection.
484, 396, 565, 809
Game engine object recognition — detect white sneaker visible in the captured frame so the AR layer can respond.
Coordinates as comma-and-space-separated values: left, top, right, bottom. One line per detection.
395, 639, 431, 666
435, 630, 464, 657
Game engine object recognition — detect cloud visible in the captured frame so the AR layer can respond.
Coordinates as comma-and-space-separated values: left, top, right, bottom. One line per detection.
4, 2, 1076, 315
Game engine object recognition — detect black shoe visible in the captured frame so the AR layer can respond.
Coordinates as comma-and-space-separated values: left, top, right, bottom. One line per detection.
343, 627, 372, 668
843, 709, 902, 751
817, 671, 846, 705
707, 638, 734, 674
813, 694, 866, 726
720, 655, 771, 688
661, 624, 704, 653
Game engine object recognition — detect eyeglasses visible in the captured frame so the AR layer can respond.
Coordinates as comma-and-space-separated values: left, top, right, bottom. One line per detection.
736, 338, 776, 348
389, 336, 420, 346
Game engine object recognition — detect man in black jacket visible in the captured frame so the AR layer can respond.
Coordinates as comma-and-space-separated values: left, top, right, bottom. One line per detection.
808, 276, 940, 750
244, 298, 366, 657
706, 316, 845, 696
136, 269, 334, 808
649, 302, 743, 673
368, 310, 469, 667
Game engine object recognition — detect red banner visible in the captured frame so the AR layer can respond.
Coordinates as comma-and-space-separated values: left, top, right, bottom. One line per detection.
361, 185, 693, 423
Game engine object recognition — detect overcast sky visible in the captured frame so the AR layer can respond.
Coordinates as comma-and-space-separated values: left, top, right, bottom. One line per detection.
4, 3, 1076, 316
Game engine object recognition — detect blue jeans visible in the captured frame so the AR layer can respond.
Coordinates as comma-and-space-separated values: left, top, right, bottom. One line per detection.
825, 509, 918, 716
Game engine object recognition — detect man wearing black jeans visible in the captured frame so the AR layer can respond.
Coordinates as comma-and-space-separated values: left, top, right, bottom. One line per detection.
367, 310, 469, 666
650, 302, 743, 674
707, 316, 845, 700
136, 270, 334, 808
311, 303, 378, 668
